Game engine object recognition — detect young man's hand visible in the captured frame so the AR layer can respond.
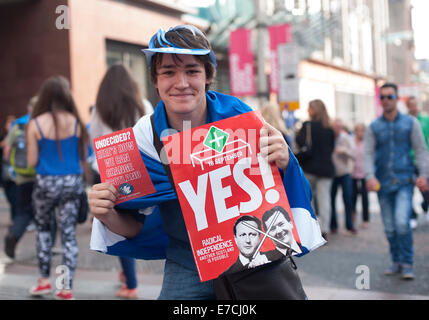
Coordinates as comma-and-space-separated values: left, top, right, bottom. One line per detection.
89, 183, 118, 219
259, 122, 290, 171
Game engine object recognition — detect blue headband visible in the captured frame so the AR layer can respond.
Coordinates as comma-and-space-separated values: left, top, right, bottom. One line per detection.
142, 26, 217, 67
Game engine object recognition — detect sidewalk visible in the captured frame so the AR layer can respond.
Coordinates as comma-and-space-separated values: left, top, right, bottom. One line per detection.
1, 258, 427, 300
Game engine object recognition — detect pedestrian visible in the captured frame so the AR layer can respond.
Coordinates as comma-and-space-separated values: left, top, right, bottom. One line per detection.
295, 99, 335, 240
26, 76, 88, 299
3, 97, 38, 259
364, 82, 428, 280
90, 63, 146, 299
351, 123, 369, 229
89, 25, 320, 300
0, 115, 17, 226
406, 96, 429, 228
330, 119, 357, 235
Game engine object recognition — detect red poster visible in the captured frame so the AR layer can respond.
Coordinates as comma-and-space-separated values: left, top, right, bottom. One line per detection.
164, 111, 302, 282
93, 128, 156, 204
268, 24, 292, 94
229, 28, 256, 96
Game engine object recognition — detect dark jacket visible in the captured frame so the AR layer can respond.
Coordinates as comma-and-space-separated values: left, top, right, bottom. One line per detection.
296, 120, 335, 178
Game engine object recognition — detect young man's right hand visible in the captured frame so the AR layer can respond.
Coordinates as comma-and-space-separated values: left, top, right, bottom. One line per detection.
366, 178, 380, 192
89, 183, 142, 238
89, 183, 118, 218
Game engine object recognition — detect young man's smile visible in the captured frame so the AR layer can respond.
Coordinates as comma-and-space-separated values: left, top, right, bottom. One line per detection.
156, 54, 210, 121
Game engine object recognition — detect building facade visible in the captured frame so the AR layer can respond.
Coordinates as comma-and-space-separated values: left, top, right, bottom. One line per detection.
0, 0, 196, 130
192, 0, 392, 129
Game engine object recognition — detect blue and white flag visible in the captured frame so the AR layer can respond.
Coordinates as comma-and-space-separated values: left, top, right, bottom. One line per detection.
90, 91, 325, 259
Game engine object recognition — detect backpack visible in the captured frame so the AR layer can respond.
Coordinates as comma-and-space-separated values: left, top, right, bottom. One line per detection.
9, 123, 36, 176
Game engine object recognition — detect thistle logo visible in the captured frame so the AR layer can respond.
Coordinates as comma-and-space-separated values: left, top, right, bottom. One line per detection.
119, 183, 134, 196
203, 126, 229, 153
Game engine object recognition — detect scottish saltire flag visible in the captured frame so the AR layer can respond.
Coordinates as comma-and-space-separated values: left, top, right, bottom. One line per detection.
90, 91, 325, 259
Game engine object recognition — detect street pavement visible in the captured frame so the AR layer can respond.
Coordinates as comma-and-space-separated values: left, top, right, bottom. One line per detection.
0, 189, 428, 300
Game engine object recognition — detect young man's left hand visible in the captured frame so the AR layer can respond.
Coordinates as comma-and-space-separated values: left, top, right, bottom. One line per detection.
259, 122, 290, 171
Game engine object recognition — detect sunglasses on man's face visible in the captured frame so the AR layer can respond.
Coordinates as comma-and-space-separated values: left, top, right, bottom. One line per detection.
379, 94, 397, 100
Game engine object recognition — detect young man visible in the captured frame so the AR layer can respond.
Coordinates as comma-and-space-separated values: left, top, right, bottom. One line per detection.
89, 25, 322, 299
364, 83, 428, 280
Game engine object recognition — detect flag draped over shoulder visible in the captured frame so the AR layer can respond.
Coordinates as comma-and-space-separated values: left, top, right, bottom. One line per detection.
89, 91, 325, 259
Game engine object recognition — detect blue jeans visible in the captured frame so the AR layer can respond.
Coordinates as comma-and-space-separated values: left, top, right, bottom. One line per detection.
330, 174, 355, 230
352, 178, 369, 222
119, 256, 137, 289
378, 185, 414, 265
158, 259, 215, 300
9, 182, 34, 241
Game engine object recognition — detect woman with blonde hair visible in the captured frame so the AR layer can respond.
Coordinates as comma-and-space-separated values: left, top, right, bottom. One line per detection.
261, 102, 293, 146
295, 99, 335, 240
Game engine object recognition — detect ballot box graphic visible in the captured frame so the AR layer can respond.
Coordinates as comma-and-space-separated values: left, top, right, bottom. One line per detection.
190, 126, 253, 171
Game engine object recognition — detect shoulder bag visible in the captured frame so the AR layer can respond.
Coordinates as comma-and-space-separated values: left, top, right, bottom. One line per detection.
214, 256, 307, 300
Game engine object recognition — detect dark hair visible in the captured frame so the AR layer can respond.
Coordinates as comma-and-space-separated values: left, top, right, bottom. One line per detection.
233, 215, 262, 236
149, 26, 216, 91
32, 75, 88, 159
262, 206, 291, 231
380, 82, 398, 95
96, 64, 145, 130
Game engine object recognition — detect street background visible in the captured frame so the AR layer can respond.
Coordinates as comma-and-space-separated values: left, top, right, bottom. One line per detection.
1, 188, 428, 300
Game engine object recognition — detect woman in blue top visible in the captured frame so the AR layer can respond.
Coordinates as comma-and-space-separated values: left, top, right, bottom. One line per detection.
26, 76, 88, 300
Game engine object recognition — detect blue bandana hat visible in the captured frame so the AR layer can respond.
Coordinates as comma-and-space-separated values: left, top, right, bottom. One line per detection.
142, 25, 217, 67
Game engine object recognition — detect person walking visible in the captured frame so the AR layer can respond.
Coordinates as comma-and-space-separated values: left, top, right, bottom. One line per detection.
261, 101, 293, 147
351, 123, 369, 229
406, 96, 429, 228
295, 99, 335, 240
90, 63, 146, 299
1, 115, 17, 227
89, 25, 321, 300
3, 97, 38, 259
364, 83, 428, 280
330, 119, 357, 235
26, 76, 88, 299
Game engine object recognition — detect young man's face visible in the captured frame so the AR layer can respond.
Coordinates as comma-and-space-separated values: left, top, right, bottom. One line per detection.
155, 54, 210, 117
380, 87, 398, 114
407, 98, 418, 117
